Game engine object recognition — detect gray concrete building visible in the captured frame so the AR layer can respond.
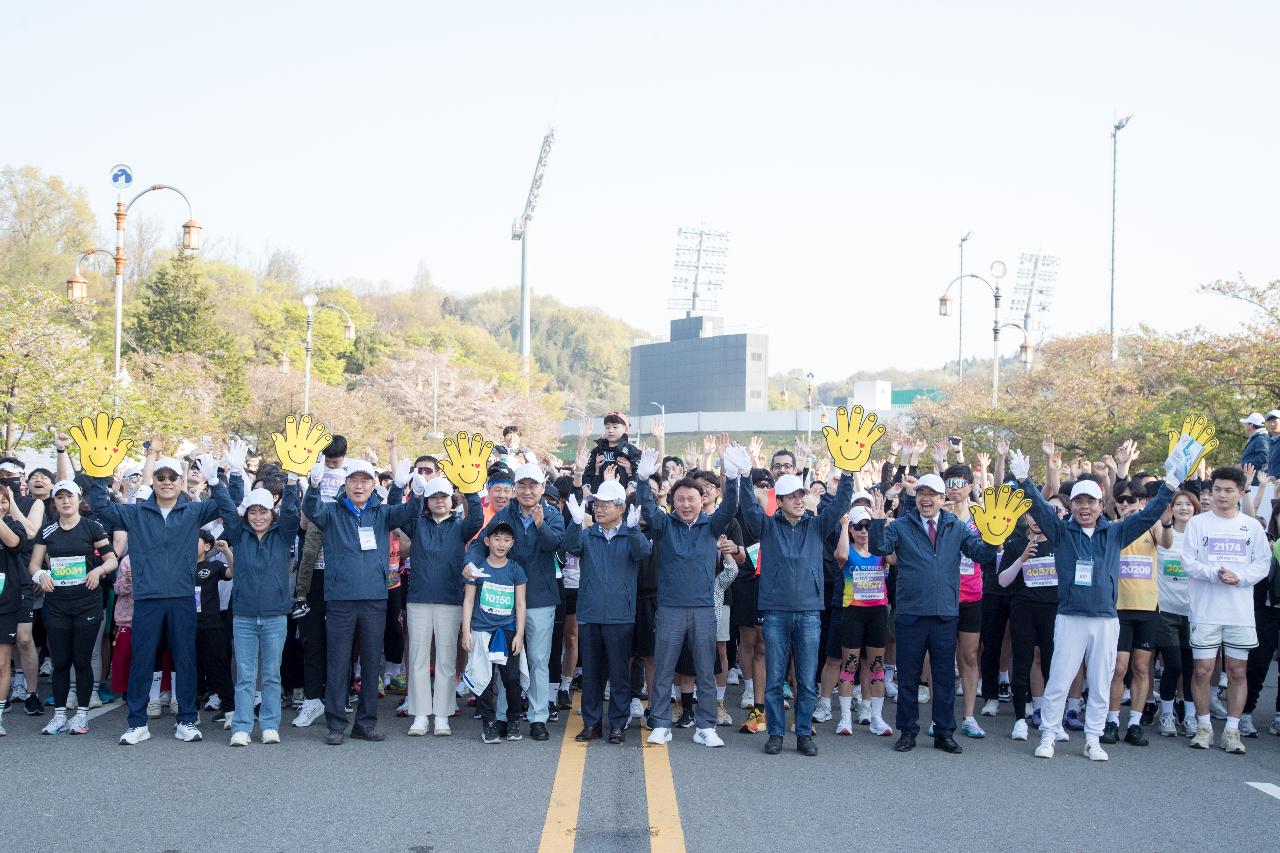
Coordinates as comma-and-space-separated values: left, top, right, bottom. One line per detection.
629, 315, 768, 415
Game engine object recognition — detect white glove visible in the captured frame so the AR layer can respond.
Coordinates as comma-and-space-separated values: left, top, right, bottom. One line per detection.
727, 444, 752, 477
1163, 438, 1196, 484
410, 472, 428, 496
723, 447, 739, 479
393, 459, 412, 489
463, 561, 488, 580
626, 505, 642, 528
224, 438, 248, 476
636, 448, 659, 479
286, 472, 299, 484
309, 461, 325, 487
195, 454, 220, 486
1009, 449, 1030, 481
566, 494, 587, 527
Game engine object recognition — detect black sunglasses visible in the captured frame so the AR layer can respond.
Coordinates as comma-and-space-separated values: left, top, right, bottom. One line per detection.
153, 473, 179, 483
1115, 494, 1139, 504
851, 521, 870, 531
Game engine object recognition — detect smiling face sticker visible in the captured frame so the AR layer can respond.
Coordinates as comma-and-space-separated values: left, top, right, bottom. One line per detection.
440, 431, 494, 495
69, 413, 134, 478
820, 405, 886, 473
970, 484, 1033, 546
271, 414, 333, 477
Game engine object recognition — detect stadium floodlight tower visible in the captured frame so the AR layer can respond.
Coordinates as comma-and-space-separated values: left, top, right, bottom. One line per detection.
511, 127, 556, 381
1009, 252, 1059, 338
669, 227, 729, 316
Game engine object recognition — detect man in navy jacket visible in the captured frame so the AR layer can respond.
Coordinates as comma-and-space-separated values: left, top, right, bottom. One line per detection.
868, 473, 996, 755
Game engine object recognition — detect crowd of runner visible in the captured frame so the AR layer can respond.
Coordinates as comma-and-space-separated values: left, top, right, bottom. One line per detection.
2, 408, 1279, 764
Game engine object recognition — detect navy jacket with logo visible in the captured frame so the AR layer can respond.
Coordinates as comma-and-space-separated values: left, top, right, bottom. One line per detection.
562, 521, 652, 624
637, 477, 738, 608
303, 485, 422, 601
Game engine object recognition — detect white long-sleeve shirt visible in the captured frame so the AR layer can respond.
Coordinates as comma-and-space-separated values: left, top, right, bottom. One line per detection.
1181, 510, 1270, 626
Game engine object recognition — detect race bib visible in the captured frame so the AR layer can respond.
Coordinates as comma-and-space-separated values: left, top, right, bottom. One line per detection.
851, 569, 886, 601
1205, 535, 1247, 564
194, 585, 202, 613
959, 557, 976, 577
49, 555, 89, 587
1118, 556, 1154, 580
747, 542, 761, 577
1022, 556, 1058, 588
1074, 560, 1093, 587
479, 582, 515, 617
1161, 558, 1187, 580
358, 526, 377, 551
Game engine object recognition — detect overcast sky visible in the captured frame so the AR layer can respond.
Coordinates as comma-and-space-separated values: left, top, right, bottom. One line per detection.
7, 2, 1277, 382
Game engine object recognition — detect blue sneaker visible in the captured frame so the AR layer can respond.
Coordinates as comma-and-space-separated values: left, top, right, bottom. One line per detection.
1031, 708, 1043, 729
97, 683, 116, 704
1064, 708, 1085, 731
960, 717, 986, 738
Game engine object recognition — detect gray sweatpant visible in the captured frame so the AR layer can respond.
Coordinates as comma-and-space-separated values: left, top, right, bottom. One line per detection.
650, 605, 718, 730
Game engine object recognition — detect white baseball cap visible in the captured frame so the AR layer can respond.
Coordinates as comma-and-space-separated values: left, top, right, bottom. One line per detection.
1241, 412, 1265, 427
1070, 480, 1104, 500
242, 488, 275, 512
1266, 410, 1280, 421
513, 462, 544, 484
848, 506, 872, 524
51, 479, 82, 497
422, 476, 453, 498
344, 460, 376, 480
915, 474, 946, 495
850, 489, 873, 506
774, 474, 806, 497
594, 480, 627, 503
153, 457, 183, 476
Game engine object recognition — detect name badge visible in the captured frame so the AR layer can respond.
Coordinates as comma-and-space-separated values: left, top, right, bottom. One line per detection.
959, 557, 976, 577
358, 526, 377, 551
1074, 560, 1093, 587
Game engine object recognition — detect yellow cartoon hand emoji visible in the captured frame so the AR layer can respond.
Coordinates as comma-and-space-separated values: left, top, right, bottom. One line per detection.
969, 485, 1033, 546
271, 415, 333, 477
1166, 414, 1218, 478
440, 431, 494, 494
69, 413, 134, 478
821, 405, 886, 473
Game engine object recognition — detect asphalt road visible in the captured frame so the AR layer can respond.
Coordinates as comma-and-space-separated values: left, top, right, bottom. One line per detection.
2, 679, 1279, 853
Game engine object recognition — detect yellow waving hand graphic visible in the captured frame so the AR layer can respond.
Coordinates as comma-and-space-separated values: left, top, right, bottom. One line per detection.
69, 413, 134, 478
440, 431, 494, 494
821, 405, 886, 473
271, 415, 333, 477
1165, 414, 1218, 480
969, 484, 1033, 546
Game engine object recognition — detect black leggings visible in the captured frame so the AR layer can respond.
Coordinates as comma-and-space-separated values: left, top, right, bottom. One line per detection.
1158, 644, 1194, 703
979, 594, 1013, 701
45, 598, 100, 708
1009, 600, 1055, 719
383, 584, 405, 666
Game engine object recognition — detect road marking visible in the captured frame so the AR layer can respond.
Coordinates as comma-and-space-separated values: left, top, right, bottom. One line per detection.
85, 699, 126, 722
643, 735, 686, 852
1246, 782, 1280, 801
538, 694, 587, 852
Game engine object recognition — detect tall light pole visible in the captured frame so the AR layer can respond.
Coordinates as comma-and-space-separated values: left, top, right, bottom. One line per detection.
939, 261, 1007, 406
1109, 115, 1132, 362
957, 231, 973, 377
300, 293, 356, 415
805, 372, 816, 446
511, 128, 556, 383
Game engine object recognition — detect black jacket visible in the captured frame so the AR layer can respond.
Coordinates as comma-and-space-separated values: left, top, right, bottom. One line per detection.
584, 435, 643, 491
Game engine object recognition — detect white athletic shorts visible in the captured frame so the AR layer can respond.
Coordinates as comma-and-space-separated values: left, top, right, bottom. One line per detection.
1189, 622, 1258, 660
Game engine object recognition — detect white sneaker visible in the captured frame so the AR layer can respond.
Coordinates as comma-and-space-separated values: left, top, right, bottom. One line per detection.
869, 717, 893, 736
67, 689, 77, 710
158, 690, 171, 711
68, 711, 89, 734
981, 698, 1000, 717
119, 726, 151, 745
42, 712, 68, 735
857, 701, 872, 725
174, 723, 203, 742
1270, 714, 1280, 736
630, 698, 645, 719
647, 726, 672, 745
739, 690, 754, 709
918, 686, 930, 704
455, 679, 467, 697
726, 667, 741, 686
812, 702, 832, 723
1210, 694, 1228, 720
1121, 687, 1130, 705
88, 691, 103, 710
147, 700, 162, 719
1158, 713, 1178, 737
960, 717, 985, 738
884, 679, 898, 700
1218, 671, 1229, 690
9, 684, 29, 701
262, 729, 280, 745
433, 716, 451, 737
408, 716, 429, 736
292, 698, 324, 727
1238, 714, 1257, 738
223, 715, 233, 730
39, 658, 52, 677
229, 731, 250, 747
170, 698, 179, 716
1084, 739, 1109, 761
1011, 719, 1029, 741
1055, 729, 1069, 742
956, 679, 965, 696
693, 727, 725, 747
836, 716, 853, 735
203, 694, 222, 712
1034, 735, 1054, 758
1182, 717, 1198, 738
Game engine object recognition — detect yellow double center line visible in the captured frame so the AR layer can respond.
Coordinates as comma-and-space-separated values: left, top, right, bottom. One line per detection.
537, 697, 686, 852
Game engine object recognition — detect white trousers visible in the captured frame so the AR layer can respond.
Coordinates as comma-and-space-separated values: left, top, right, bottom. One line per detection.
406, 603, 462, 718
1040, 613, 1119, 739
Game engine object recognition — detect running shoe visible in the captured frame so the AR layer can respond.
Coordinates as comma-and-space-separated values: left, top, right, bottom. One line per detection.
646, 726, 672, 745
1084, 739, 1109, 761
481, 720, 501, 744
1220, 728, 1246, 755
24, 693, 43, 716
675, 707, 696, 728
291, 698, 324, 728
229, 731, 251, 747
869, 717, 893, 737
857, 701, 871, 725
1140, 701, 1157, 726
291, 689, 304, 710
980, 698, 999, 717
388, 674, 408, 694
1189, 724, 1214, 749
174, 722, 202, 742
1270, 714, 1280, 736
1238, 714, 1257, 738
960, 717, 985, 738
716, 701, 734, 726
9, 684, 29, 701
884, 679, 898, 700
557, 689, 572, 710
1123, 724, 1148, 746
39, 659, 52, 677
42, 712, 68, 735
290, 598, 311, 619
1034, 735, 1054, 758
918, 685, 930, 704
1210, 693, 1228, 720
836, 716, 853, 736
396, 699, 411, 717
1011, 719, 1028, 741
812, 701, 832, 723
630, 698, 645, 719
68, 711, 89, 735
88, 691, 103, 710
693, 727, 725, 747
433, 717, 451, 737
998, 682, 1013, 703
97, 683, 116, 705
726, 667, 741, 686
1031, 707, 1043, 729
1182, 717, 1198, 738
739, 688, 755, 709
1100, 720, 1119, 744
262, 729, 280, 744
119, 726, 151, 745
739, 707, 766, 734
408, 716, 429, 736
1158, 713, 1178, 737
1064, 708, 1084, 731
203, 694, 222, 712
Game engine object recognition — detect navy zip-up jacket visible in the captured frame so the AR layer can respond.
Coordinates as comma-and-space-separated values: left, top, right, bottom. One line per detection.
221, 482, 301, 618
403, 492, 483, 606
637, 477, 738, 608
1268, 431, 1280, 479
89, 476, 237, 601
1022, 477, 1173, 618
739, 472, 854, 611
868, 501, 996, 618
562, 521, 652, 624
303, 484, 422, 601
1241, 431, 1270, 484
465, 498, 566, 610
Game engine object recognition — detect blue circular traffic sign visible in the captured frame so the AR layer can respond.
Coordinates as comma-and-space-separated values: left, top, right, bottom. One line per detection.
110, 164, 134, 190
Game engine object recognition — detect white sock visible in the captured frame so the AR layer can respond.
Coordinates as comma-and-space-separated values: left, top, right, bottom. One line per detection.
1106, 710, 1120, 724
1197, 714, 1210, 726
999, 671, 1009, 684
150, 673, 162, 702
559, 677, 572, 691
1032, 696, 1043, 711
1225, 716, 1239, 731
743, 679, 753, 696
1066, 697, 1082, 713
871, 696, 884, 720
1160, 699, 1174, 715
12, 670, 25, 691
816, 696, 829, 711
716, 685, 726, 702
1128, 709, 1142, 728
839, 695, 852, 716
1185, 703, 1197, 720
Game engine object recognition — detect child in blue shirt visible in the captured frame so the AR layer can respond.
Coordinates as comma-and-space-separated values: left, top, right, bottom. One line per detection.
461, 522, 528, 743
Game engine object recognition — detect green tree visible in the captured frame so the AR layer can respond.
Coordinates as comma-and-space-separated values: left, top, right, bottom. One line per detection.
0, 164, 95, 289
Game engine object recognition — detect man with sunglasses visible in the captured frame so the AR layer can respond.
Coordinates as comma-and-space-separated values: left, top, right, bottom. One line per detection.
89, 454, 237, 745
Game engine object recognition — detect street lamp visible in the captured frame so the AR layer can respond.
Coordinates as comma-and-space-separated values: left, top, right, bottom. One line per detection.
65, 248, 114, 300
939, 261, 1007, 406
956, 231, 973, 377
1109, 114, 1133, 362
993, 322, 1034, 403
301, 293, 357, 415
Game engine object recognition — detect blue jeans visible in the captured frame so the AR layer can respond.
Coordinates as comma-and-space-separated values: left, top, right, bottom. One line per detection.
497, 605, 555, 723
762, 610, 820, 737
128, 597, 198, 728
232, 615, 287, 734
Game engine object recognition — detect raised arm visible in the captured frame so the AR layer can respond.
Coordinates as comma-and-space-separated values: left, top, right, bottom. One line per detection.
1116, 483, 1173, 548
88, 476, 130, 531
278, 479, 302, 539
818, 473, 854, 538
